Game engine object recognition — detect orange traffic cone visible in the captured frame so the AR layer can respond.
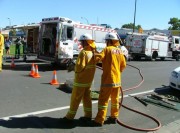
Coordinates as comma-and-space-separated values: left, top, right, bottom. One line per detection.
50, 70, 59, 85
29, 63, 35, 77
33, 65, 41, 78
11, 58, 15, 68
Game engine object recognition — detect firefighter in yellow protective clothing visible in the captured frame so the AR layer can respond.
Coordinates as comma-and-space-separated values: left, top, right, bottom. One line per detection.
92, 32, 126, 126
0, 28, 4, 72
62, 33, 96, 123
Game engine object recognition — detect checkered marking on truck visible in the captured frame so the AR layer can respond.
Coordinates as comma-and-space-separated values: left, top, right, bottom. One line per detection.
61, 59, 69, 63
74, 24, 116, 33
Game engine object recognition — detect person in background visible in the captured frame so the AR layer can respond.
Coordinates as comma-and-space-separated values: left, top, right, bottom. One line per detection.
61, 33, 96, 124
14, 37, 22, 58
21, 36, 27, 61
92, 32, 126, 126
5, 37, 12, 57
0, 28, 4, 72
21, 36, 27, 54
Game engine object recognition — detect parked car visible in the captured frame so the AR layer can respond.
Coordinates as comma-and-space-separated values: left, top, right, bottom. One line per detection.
169, 66, 180, 90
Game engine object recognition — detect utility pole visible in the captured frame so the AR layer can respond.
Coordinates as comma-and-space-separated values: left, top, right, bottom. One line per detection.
97, 17, 99, 25
7, 18, 11, 27
133, 0, 137, 33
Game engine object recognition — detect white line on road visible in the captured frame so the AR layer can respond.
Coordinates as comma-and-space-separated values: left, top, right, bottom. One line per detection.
0, 89, 154, 120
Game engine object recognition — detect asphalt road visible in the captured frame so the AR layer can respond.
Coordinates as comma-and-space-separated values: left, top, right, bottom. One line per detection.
0, 58, 180, 133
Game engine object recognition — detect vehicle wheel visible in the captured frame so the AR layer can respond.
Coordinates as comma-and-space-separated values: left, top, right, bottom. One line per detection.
160, 57, 165, 61
51, 62, 57, 67
133, 56, 141, 61
152, 51, 158, 59
127, 57, 131, 62
176, 55, 180, 61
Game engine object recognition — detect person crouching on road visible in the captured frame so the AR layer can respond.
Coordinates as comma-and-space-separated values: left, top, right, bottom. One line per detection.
61, 33, 96, 123
92, 32, 127, 126
0, 28, 4, 72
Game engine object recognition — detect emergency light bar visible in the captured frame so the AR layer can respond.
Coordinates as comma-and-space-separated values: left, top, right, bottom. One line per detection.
154, 37, 165, 40
42, 17, 59, 22
42, 17, 72, 23
59, 18, 65, 22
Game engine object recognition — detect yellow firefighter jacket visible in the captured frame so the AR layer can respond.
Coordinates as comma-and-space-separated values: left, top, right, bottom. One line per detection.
95, 45, 126, 88
73, 46, 96, 87
0, 34, 4, 56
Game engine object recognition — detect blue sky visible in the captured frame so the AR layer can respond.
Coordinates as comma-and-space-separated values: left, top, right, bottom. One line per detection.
0, 0, 180, 30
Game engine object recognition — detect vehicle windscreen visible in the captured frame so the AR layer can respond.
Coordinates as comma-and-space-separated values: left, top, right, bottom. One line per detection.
61, 26, 73, 41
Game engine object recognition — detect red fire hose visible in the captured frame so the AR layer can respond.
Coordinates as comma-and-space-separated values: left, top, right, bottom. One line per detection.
96, 64, 161, 131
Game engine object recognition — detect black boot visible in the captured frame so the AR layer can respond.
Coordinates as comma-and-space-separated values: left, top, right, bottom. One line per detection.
79, 117, 91, 122
104, 117, 117, 124
90, 120, 103, 127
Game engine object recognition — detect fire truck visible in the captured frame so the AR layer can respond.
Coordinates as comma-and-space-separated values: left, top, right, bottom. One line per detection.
38, 17, 128, 66
125, 32, 180, 61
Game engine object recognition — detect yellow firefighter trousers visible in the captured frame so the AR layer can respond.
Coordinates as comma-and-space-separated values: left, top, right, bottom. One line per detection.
66, 86, 92, 119
95, 87, 121, 124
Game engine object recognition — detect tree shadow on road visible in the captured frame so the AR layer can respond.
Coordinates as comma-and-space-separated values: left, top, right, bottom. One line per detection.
0, 116, 93, 129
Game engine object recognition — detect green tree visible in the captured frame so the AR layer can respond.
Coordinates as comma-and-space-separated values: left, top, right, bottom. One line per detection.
114, 28, 120, 31
136, 25, 141, 29
9, 29, 16, 36
121, 23, 142, 30
168, 17, 180, 30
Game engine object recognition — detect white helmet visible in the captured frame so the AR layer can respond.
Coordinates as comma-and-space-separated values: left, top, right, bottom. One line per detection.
105, 33, 118, 40
79, 33, 94, 41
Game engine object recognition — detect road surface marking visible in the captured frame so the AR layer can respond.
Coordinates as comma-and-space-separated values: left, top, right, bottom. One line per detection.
0, 89, 153, 120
